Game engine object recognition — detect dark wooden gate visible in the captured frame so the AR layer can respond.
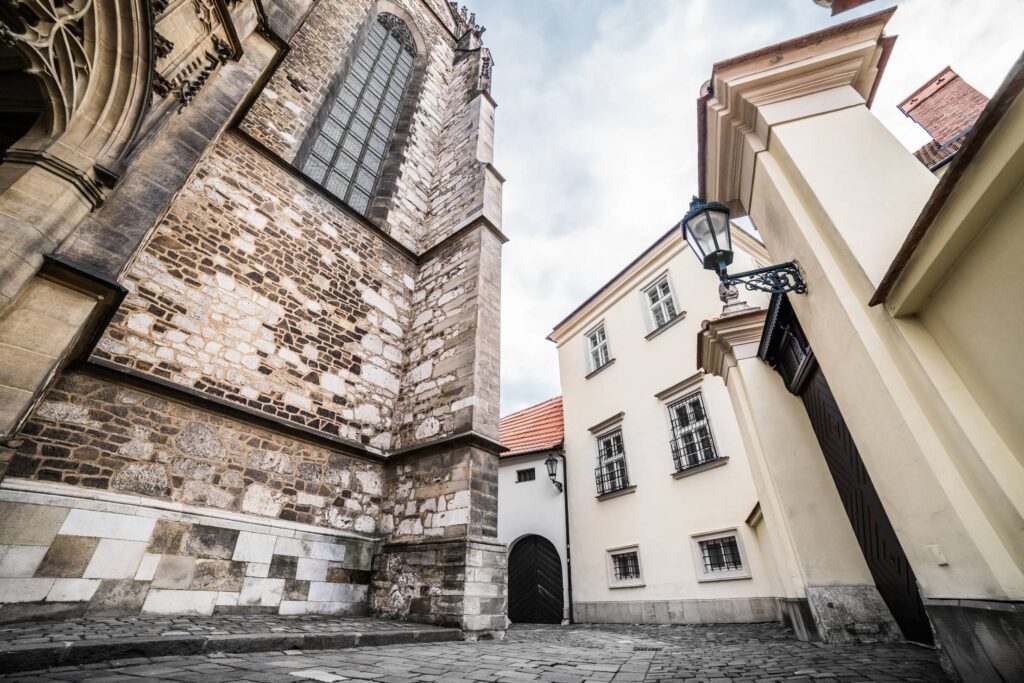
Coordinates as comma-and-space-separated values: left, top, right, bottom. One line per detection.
508, 535, 563, 624
761, 295, 933, 644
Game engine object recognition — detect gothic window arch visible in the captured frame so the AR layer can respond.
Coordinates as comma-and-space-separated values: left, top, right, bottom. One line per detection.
301, 12, 417, 214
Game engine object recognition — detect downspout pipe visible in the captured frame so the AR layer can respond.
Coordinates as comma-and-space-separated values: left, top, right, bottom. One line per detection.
559, 448, 573, 624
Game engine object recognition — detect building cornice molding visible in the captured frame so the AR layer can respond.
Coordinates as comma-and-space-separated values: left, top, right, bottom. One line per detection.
696, 308, 768, 381
700, 9, 896, 209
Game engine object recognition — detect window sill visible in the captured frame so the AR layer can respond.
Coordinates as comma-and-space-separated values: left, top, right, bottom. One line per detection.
672, 457, 729, 480
645, 311, 687, 341
696, 570, 751, 583
609, 581, 645, 589
596, 485, 637, 501
585, 358, 616, 380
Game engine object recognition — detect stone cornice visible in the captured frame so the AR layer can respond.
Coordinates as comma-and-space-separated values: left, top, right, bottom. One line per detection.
696, 308, 768, 381
700, 9, 895, 209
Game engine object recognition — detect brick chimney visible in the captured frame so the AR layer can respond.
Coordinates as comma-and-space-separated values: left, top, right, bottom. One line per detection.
899, 67, 988, 145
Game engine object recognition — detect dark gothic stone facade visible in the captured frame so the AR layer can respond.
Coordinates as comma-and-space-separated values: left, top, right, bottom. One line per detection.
0, 0, 506, 636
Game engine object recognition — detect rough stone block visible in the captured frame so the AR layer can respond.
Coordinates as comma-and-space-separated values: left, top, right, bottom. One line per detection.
268, 554, 298, 579
35, 536, 99, 578
86, 579, 151, 616
0, 544, 48, 577
192, 559, 244, 591
147, 520, 190, 554
0, 503, 68, 545
83, 540, 148, 579
184, 525, 239, 559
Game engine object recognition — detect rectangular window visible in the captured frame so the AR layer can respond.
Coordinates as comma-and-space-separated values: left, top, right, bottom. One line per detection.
668, 392, 719, 472
644, 276, 678, 329
586, 325, 611, 373
606, 546, 643, 587
595, 429, 629, 495
516, 468, 535, 483
691, 530, 750, 582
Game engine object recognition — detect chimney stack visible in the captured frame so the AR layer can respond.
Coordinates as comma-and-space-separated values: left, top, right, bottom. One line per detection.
899, 67, 988, 146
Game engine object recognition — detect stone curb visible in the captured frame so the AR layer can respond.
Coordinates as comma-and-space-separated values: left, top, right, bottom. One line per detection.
0, 627, 462, 673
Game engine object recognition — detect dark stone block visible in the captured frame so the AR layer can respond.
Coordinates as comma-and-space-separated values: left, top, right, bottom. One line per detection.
86, 579, 150, 617
926, 598, 1024, 682
36, 536, 100, 578
268, 554, 298, 579
192, 558, 245, 591
184, 525, 239, 559
147, 520, 190, 554
0, 601, 88, 625
283, 578, 309, 600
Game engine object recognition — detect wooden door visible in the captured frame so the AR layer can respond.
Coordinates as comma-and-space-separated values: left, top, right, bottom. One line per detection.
761, 295, 933, 644
508, 535, 563, 624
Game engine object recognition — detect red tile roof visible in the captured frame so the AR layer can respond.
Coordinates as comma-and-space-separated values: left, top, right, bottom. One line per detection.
499, 397, 564, 457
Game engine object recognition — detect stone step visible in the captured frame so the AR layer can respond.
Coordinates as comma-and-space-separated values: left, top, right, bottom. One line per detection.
0, 626, 462, 673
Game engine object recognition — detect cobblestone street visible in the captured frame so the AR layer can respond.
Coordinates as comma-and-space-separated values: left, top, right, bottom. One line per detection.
2, 623, 947, 682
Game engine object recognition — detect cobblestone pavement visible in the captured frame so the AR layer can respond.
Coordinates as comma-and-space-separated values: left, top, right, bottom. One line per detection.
2, 622, 948, 682
0, 615, 441, 646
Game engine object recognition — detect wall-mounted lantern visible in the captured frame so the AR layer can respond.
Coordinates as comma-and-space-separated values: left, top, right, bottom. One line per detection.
544, 454, 564, 493
679, 196, 807, 295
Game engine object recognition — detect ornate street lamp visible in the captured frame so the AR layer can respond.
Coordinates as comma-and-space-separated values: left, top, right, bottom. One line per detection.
678, 196, 807, 295
544, 454, 564, 493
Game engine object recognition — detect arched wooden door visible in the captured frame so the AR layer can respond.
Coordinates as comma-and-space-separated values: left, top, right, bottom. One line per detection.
508, 535, 564, 624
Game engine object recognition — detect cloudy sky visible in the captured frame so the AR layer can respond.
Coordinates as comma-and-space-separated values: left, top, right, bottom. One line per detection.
469, 0, 1024, 415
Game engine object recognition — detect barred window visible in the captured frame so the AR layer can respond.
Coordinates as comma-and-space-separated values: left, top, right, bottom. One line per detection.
595, 429, 629, 495
700, 536, 742, 573
516, 468, 535, 483
606, 546, 643, 587
301, 13, 416, 213
692, 531, 750, 581
669, 392, 719, 472
644, 276, 678, 329
586, 325, 610, 373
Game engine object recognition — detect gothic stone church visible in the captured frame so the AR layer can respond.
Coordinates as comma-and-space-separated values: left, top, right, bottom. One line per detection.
0, 0, 506, 636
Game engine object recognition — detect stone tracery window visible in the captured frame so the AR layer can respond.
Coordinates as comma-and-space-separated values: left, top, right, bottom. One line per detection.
301, 12, 417, 214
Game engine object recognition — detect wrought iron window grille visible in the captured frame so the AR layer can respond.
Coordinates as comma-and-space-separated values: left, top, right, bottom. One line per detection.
595, 430, 629, 495
668, 393, 720, 472
700, 536, 743, 573
611, 551, 641, 581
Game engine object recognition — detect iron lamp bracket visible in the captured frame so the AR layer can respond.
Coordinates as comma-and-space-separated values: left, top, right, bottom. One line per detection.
719, 261, 807, 295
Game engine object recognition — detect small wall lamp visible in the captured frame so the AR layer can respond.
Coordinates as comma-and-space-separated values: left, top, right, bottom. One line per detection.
678, 196, 807, 295
544, 454, 564, 493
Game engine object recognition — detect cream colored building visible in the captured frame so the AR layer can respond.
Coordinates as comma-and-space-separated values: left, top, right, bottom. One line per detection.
693, 7, 1024, 680
548, 225, 777, 624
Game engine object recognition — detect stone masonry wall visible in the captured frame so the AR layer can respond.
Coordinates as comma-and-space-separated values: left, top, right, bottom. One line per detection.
8, 372, 385, 534
94, 133, 416, 452
240, 0, 463, 252
0, 488, 375, 623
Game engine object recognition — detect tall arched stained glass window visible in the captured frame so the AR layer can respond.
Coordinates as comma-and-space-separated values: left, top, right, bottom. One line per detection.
302, 13, 417, 213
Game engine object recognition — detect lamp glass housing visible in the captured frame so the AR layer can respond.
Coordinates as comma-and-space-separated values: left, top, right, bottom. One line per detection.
544, 454, 558, 480
681, 197, 733, 274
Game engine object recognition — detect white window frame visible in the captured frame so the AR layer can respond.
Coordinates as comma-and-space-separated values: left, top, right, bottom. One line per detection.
584, 323, 611, 373
606, 544, 644, 588
690, 529, 751, 582
641, 273, 679, 332
667, 391, 720, 472
595, 428, 629, 495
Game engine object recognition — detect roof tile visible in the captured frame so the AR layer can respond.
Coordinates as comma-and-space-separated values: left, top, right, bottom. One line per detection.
498, 396, 564, 457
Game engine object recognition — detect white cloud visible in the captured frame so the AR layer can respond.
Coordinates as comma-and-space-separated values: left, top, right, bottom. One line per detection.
472, 0, 1022, 415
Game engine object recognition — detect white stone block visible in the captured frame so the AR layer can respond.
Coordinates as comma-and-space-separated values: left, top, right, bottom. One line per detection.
307, 581, 335, 602
83, 539, 147, 579
309, 541, 346, 562
135, 553, 161, 581
216, 591, 239, 606
238, 577, 284, 607
46, 579, 101, 602
274, 537, 313, 558
59, 510, 155, 542
0, 545, 47, 577
142, 589, 218, 615
232, 531, 277, 563
295, 558, 328, 581
0, 578, 54, 603
278, 600, 310, 615
246, 562, 271, 578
